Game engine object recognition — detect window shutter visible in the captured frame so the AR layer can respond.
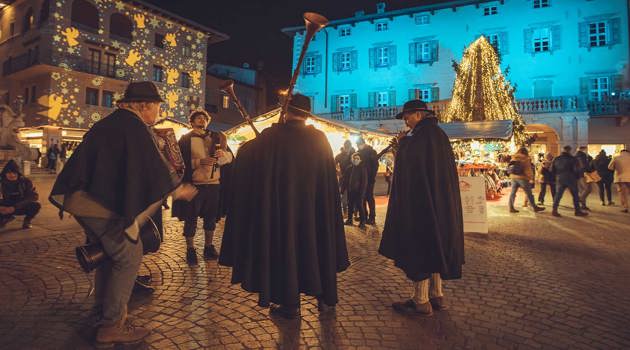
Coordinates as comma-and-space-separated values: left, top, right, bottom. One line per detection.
301, 60, 307, 76
369, 48, 375, 69
389, 45, 397, 66
351, 93, 358, 108
332, 53, 340, 72
610, 74, 622, 92
551, 25, 561, 51
389, 90, 396, 106
368, 92, 376, 107
609, 18, 621, 46
331, 95, 338, 112
579, 77, 589, 96
351, 50, 358, 71
578, 22, 589, 48
499, 32, 509, 55
431, 87, 440, 102
315, 55, 322, 74
408, 43, 416, 64
409, 89, 417, 100
523, 28, 534, 53
430, 40, 439, 62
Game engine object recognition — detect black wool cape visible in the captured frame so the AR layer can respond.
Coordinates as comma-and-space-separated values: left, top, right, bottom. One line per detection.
219, 120, 350, 307
49, 109, 178, 229
379, 117, 464, 281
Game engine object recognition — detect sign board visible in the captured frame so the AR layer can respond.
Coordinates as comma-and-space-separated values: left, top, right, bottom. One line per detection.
459, 176, 488, 234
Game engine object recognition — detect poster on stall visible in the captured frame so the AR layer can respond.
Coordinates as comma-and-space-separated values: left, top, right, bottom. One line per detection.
459, 176, 488, 234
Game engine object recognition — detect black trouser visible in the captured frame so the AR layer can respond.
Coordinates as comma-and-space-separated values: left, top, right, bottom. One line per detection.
597, 180, 613, 203
363, 181, 376, 220
348, 191, 366, 224
553, 183, 580, 211
183, 184, 220, 237
47, 158, 56, 170
0, 201, 41, 220
538, 182, 556, 204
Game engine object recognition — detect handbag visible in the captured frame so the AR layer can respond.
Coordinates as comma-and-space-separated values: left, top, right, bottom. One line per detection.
584, 170, 601, 184
75, 217, 161, 273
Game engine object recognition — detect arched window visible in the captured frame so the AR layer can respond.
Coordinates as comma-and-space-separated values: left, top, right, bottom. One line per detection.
109, 13, 133, 42
71, 0, 99, 32
40, 0, 50, 25
23, 8, 34, 33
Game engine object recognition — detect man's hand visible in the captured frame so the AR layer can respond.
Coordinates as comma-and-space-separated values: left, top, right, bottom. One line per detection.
173, 184, 198, 202
199, 157, 217, 166
214, 149, 225, 159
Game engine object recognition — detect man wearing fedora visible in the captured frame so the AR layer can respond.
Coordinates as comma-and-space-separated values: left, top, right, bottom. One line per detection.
50, 81, 197, 347
220, 93, 350, 319
379, 99, 464, 316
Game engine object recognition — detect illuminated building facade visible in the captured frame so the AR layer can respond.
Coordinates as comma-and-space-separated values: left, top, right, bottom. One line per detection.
0, 0, 228, 135
283, 0, 630, 153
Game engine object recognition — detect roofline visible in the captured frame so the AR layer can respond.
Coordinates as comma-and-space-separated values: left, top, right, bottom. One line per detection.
124, 0, 229, 44
281, 0, 497, 36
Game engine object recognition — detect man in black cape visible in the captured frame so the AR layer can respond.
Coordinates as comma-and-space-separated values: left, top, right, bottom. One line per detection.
219, 94, 350, 319
49, 82, 196, 347
379, 99, 464, 316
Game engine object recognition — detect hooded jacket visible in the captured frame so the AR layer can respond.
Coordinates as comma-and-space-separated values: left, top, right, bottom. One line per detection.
0, 160, 39, 210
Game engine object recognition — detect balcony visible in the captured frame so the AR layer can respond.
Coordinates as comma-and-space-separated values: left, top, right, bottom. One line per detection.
320, 96, 629, 121
57, 56, 130, 80
2, 51, 44, 76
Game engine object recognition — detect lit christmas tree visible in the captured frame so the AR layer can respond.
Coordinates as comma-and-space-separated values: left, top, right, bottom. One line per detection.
442, 36, 526, 145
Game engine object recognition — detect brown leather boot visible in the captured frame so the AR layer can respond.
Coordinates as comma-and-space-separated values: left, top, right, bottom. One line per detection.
95, 315, 151, 348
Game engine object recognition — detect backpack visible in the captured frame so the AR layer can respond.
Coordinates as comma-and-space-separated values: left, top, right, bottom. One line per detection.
507, 160, 524, 175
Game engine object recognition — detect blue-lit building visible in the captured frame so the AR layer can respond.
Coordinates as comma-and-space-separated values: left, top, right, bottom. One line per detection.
282, 0, 630, 154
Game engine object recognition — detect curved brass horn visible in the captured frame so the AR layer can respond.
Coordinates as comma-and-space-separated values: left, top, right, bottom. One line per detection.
279, 12, 329, 123
219, 79, 260, 136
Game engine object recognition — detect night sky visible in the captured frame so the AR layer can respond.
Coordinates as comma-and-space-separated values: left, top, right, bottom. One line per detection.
144, 0, 451, 104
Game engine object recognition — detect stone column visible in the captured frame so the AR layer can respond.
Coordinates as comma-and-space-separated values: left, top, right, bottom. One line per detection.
575, 112, 590, 148
560, 115, 577, 150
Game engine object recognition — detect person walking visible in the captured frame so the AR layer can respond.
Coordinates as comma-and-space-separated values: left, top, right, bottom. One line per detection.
341, 152, 368, 229
508, 147, 544, 213
591, 150, 614, 206
171, 110, 233, 265
609, 149, 630, 213
379, 100, 464, 316
551, 145, 588, 217
537, 153, 556, 206
357, 137, 378, 225
575, 146, 593, 210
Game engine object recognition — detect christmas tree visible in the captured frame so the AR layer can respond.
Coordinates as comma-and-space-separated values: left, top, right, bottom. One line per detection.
442, 36, 526, 145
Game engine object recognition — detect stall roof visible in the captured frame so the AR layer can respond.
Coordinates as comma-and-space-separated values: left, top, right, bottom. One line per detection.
439, 120, 513, 140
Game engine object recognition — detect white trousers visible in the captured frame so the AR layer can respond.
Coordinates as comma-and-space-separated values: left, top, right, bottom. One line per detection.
411, 273, 443, 304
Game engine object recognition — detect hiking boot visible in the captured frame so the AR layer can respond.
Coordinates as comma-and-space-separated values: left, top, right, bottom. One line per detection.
533, 206, 545, 213
203, 245, 219, 260
366, 218, 376, 225
95, 319, 151, 349
429, 296, 447, 310
0, 216, 15, 228
22, 217, 33, 229
269, 304, 300, 320
186, 248, 198, 265
509, 208, 519, 213
575, 210, 588, 217
132, 278, 155, 295
344, 219, 353, 226
552, 210, 562, 217
581, 206, 591, 211
392, 299, 433, 316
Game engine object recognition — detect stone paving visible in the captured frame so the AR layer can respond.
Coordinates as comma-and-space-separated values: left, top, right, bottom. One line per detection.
0, 176, 629, 349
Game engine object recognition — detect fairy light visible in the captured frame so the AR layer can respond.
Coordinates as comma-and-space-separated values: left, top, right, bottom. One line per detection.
443, 36, 526, 145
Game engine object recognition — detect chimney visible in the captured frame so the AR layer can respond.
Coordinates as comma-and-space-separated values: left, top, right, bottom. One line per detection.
376, 2, 386, 14
355, 10, 365, 17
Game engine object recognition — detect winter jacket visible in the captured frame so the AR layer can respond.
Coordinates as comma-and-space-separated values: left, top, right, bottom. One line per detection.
575, 151, 593, 176
551, 152, 579, 185
593, 154, 613, 182
609, 151, 630, 183
509, 153, 534, 181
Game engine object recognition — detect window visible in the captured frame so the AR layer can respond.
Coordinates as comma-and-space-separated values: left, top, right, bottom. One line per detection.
109, 13, 133, 42
102, 90, 114, 108
89, 49, 101, 74
487, 33, 500, 54
338, 95, 350, 111
71, 0, 99, 32
24, 88, 29, 104
182, 45, 192, 56
589, 77, 609, 101
23, 8, 34, 33
415, 14, 430, 25
415, 88, 431, 101
376, 22, 388, 32
155, 33, 165, 48
86, 88, 99, 106
532, 28, 551, 52
340, 52, 351, 71
222, 95, 230, 109
10, 22, 15, 36
417, 42, 431, 62
377, 46, 389, 67
533, 0, 549, 8
104, 53, 116, 77
304, 56, 316, 74
589, 21, 608, 47
153, 65, 164, 82
484, 6, 498, 16
181, 72, 191, 88
339, 27, 351, 37
39, 0, 50, 25
30, 86, 36, 103
377, 92, 389, 107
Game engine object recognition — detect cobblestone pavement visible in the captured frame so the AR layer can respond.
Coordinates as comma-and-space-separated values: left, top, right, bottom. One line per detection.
0, 177, 629, 349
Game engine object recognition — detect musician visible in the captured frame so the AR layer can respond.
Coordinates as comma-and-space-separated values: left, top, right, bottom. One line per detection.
219, 94, 350, 319
49, 82, 196, 348
379, 99, 464, 316
172, 110, 232, 265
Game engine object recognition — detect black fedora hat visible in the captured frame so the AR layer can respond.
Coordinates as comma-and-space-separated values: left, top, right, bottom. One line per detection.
395, 99, 434, 119
287, 93, 312, 117
117, 81, 165, 103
